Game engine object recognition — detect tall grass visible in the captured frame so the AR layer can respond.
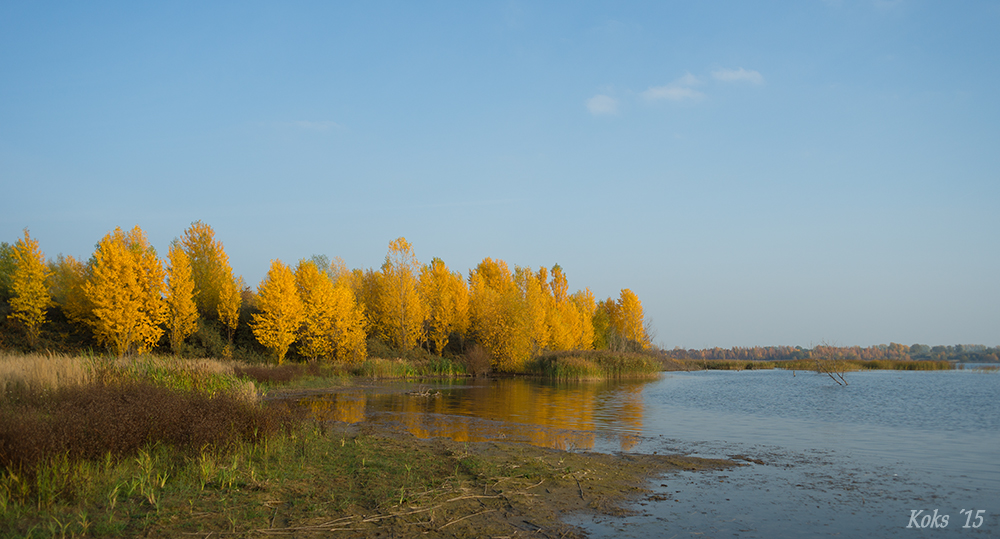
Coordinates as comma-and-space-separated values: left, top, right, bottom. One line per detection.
776, 359, 951, 371
528, 351, 661, 380
0, 351, 92, 394
0, 352, 301, 527
681, 359, 777, 371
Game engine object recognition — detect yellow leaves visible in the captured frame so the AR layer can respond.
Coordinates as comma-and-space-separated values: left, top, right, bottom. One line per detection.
83, 226, 166, 357
217, 274, 243, 346
418, 257, 468, 354
294, 260, 368, 363
165, 242, 198, 355
373, 237, 426, 351
3, 224, 650, 362
180, 221, 238, 320
606, 288, 650, 351
468, 258, 531, 372
47, 254, 90, 328
9, 229, 51, 347
251, 260, 304, 364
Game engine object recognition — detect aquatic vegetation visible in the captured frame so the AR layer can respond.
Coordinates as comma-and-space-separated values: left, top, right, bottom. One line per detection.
777, 359, 951, 371
680, 359, 777, 371
528, 350, 661, 380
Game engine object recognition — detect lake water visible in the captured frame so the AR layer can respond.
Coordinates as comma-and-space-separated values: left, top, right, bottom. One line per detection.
282, 368, 999, 537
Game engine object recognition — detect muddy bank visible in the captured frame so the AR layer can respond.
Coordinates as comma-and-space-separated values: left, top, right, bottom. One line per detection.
210, 423, 737, 539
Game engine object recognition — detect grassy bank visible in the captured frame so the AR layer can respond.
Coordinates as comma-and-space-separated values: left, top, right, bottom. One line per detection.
2, 423, 734, 538
1, 352, 736, 538
527, 350, 663, 380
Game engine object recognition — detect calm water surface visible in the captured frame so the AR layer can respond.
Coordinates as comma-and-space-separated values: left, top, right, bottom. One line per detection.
284, 369, 999, 537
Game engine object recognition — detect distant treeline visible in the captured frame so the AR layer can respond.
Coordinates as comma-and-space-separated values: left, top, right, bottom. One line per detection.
664, 343, 1000, 363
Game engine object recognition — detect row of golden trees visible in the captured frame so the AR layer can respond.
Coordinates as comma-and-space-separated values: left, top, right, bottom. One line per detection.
1, 223, 650, 371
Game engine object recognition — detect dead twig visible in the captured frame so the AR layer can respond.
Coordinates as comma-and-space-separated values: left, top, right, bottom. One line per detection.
439, 509, 498, 530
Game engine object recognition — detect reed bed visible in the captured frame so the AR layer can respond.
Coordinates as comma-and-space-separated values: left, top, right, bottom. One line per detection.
528, 351, 662, 380
776, 359, 951, 371
680, 359, 777, 371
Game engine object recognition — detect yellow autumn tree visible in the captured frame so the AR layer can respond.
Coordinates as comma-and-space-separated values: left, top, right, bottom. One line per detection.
418, 257, 469, 354
516, 266, 550, 354
468, 258, 531, 372
610, 288, 650, 350
329, 285, 368, 363
295, 260, 367, 363
570, 288, 596, 350
295, 260, 338, 360
180, 221, 238, 319
251, 260, 304, 364
217, 274, 243, 357
165, 241, 198, 355
544, 264, 582, 352
47, 254, 91, 330
83, 226, 166, 357
8, 229, 52, 347
374, 237, 426, 351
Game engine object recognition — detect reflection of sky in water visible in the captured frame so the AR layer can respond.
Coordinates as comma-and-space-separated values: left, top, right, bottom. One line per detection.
284, 370, 1000, 538
288, 378, 652, 451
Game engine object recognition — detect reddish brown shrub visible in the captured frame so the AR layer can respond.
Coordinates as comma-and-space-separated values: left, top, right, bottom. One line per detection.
0, 381, 301, 475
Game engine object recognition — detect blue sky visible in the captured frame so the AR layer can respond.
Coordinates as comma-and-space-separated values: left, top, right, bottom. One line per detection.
2, 1, 998, 349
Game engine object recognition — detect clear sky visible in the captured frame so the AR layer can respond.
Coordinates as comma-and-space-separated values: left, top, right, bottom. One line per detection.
1, 1, 997, 349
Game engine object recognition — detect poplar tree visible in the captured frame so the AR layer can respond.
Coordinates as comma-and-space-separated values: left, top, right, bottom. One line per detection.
252, 260, 304, 364
468, 258, 531, 372
375, 237, 425, 351
47, 254, 91, 330
295, 260, 368, 363
217, 274, 243, 357
8, 230, 51, 347
180, 221, 238, 319
418, 257, 469, 354
84, 226, 166, 357
611, 288, 650, 350
165, 242, 198, 355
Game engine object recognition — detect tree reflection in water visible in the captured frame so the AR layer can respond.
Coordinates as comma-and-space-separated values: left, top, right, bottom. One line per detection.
289, 377, 654, 452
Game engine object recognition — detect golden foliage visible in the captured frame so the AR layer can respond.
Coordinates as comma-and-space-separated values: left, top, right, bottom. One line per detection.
570, 288, 596, 350
517, 266, 550, 354
373, 237, 426, 351
47, 254, 91, 328
419, 257, 469, 354
251, 260, 304, 364
83, 226, 167, 357
217, 274, 243, 354
8, 230, 52, 347
468, 258, 531, 372
610, 288, 649, 350
295, 260, 368, 363
165, 242, 198, 355
180, 221, 237, 319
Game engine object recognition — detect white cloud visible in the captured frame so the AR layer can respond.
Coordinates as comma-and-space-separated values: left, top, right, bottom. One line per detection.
711, 67, 764, 84
642, 73, 705, 102
586, 94, 619, 115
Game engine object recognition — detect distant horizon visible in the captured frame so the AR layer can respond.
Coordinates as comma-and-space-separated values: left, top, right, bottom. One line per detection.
3, 2, 997, 349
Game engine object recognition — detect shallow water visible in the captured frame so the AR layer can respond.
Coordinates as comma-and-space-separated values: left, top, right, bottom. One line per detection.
283, 368, 1000, 537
